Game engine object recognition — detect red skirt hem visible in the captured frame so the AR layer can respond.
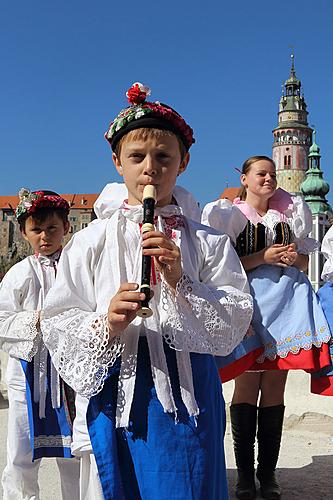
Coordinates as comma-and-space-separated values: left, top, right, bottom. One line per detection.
248, 343, 331, 372
218, 343, 331, 382
311, 376, 333, 396
219, 348, 264, 383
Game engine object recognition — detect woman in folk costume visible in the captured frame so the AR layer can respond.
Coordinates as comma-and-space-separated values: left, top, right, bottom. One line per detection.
311, 225, 333, 396
41, 82, 253, 500
0, 190, 79, 500
202, 156, 331, 500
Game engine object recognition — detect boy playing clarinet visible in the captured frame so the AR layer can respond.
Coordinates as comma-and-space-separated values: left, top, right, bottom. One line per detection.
42, 82, 253, 499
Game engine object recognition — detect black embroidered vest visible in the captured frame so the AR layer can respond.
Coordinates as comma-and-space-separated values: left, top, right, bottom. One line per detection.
235, 221, 292, 257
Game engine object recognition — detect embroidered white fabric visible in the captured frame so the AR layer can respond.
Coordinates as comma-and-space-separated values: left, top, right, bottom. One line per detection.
0, 311, 40, 361
263, 208, 318, 255
162, 274, 253, 356
201, 199, 247, 245
321, 226, 333, 282
34, 435, 72, 449
289, 196, 319, 254
42, 310, 124, 398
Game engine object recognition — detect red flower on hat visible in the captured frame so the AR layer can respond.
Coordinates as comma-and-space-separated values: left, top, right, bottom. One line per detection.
126, 82, 151, 105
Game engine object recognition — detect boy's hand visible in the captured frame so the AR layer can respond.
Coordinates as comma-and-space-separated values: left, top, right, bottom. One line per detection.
107, 283, 145, 338
141, 230, 182, 289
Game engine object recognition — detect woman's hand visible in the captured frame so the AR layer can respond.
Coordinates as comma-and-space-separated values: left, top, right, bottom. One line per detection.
141, 230, 182, 289
241, 244, 295, 271
262, 244, 292, 266
280, 243, 297, 267
107, 283, 145, 338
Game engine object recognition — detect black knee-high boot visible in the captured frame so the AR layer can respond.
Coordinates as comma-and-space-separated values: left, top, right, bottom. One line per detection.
256, 405, 285, 500
230, 403, 257, 500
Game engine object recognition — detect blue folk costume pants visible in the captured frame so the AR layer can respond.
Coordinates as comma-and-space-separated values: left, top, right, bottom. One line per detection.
87, 337, 229, 500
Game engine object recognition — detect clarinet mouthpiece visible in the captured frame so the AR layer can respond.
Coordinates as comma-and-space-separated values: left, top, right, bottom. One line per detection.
143, 184, 157, 201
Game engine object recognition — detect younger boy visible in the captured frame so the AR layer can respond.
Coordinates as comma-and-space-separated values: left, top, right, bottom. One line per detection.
0, 189, 79, 500
42, 83, 253, 499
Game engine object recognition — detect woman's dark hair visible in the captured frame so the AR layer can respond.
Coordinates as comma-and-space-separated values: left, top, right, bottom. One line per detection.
237, 156, 276, 201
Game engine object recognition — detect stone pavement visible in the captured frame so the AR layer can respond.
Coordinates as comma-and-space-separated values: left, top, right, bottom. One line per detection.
0, 371, 333, 499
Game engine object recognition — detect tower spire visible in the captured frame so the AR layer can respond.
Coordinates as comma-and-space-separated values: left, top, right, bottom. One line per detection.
290, 50, 296, 79
300, 130, 331, 214
272, 53, 312, 194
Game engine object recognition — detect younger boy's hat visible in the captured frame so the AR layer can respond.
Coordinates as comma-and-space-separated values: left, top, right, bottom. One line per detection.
16, 188, 70, 221
105, 82, 195, 152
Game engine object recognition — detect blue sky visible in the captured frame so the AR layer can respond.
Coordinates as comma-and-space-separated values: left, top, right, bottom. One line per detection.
1, 0, 333, 206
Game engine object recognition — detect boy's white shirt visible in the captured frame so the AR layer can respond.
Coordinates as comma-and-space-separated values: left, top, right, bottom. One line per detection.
0, 254, 61, 416
42, 184, 253, 429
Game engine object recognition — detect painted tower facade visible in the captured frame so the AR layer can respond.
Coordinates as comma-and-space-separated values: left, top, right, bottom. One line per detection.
272, 55, 313, 194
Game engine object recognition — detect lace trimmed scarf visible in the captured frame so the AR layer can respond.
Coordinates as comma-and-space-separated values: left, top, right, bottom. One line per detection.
110, 203, 199, 428
33, 251, 61, 418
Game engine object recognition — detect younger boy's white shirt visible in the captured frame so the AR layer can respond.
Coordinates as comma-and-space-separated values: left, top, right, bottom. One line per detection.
42, 204, 253, 428
0, 256, 43, 360
0, 253, 62, 415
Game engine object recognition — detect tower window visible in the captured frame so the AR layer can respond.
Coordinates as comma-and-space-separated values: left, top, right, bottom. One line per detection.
284, 155, 291, 168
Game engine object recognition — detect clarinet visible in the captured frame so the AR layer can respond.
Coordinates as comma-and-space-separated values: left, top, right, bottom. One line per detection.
136, 184, 157, 318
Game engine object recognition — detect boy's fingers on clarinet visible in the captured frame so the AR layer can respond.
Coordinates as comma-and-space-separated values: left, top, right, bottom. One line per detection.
117, 282, 140, 292
109, 294, 145, 315
141, 230, 165, 240
141, 234, 177, 249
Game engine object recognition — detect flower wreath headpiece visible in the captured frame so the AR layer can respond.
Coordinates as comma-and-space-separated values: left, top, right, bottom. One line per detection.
105, 82, 195, 152
15, 188, 70, 220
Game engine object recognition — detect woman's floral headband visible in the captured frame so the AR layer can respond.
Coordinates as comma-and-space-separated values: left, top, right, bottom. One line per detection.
15, 188, 70, 220
105, 82, 195, 151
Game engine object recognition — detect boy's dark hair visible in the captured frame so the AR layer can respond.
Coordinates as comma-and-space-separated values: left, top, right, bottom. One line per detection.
18, 190, 70, 232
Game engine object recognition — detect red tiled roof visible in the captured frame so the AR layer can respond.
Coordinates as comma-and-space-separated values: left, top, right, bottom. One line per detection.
219, 187, 240, 201
0, 193, 99, 210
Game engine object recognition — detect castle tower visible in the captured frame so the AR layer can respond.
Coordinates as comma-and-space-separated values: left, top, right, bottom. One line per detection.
272, 54, 313, 194
300, 131, 332, 290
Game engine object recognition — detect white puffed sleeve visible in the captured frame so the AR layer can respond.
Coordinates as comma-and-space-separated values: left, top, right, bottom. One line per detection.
289, 196, 319, 254
161, 228, 253, 356
0, 265, 40, 361
321, 226, 333, 282
202, 199, 247, 244
41, 229, 123, 398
